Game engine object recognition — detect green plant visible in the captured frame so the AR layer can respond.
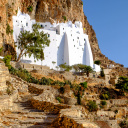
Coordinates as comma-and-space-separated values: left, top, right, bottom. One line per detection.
6, 87, 11, 95
16, 23, 50, 62
80, 82, 87, 89
27, 5, 33, 12
101, 100, 107, 106
94, 60, 101, 65
114, 109, 118, 114
100, 68, 105, 77
3, 55, 12, 69
59, 63, 72, 71
15, 10, 18, 14
119, 120, 128, 128
116, 76, 128, 93
0, 47, 3, 55
87, 101, 98, 112
63, 16, 67, 21
56, 97, 61, 103
100, 93, 109, 100
6, 23, 13, 35
81, 1, 83, 5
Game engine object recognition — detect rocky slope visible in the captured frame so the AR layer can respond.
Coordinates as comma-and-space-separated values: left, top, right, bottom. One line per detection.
0, 0, 127, 70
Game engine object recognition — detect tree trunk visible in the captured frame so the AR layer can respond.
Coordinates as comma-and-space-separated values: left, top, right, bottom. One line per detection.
16, 50, 24, 62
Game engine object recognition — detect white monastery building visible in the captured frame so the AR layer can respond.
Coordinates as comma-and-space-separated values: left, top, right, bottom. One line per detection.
13, 10, 100, 72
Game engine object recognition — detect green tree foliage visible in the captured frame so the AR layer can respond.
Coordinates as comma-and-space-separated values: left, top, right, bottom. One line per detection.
16, 23, 50, 62
3, 55, 12, 69
94, 60, 101, 65
100, 68, 105, 77
101, 100, 107, 106
85, 66, 93, 77
27, 6, 33, 12
116, 76, 128, 93
87, 101, 98, 112
77, 64, 93, 77
72, 64, 79, 72
59, 63, 72, 71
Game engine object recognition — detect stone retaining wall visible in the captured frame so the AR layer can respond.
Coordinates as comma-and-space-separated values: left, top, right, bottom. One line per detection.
0, 62, 10, 93
31, 97, 70, 114
51, 115, 84, 128
0, 90, 18, 112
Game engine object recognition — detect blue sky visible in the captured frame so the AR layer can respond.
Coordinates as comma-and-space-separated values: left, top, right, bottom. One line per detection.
83, 1, 128, 67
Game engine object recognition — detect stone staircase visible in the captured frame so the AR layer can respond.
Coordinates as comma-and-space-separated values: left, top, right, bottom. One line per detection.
0, 100, 58, 128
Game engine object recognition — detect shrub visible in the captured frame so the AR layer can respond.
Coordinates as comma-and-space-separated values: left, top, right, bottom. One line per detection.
3, 55, 12, 69
100, 68, 105, 77
100, 93, 109, 100
6, 23, 13, 35
56, 97, 61, 103
116, 76, 128, 93
101, 100, 107, 106
0, 47, 3, 54
63, 16, 67, 21
27, 6, 33, 12
6, 87, 12, 95
40, 77, 53, 85
114, 109, 118, 114
119, 120, 128, 128
80, 82, 87, 89
87, 101, 98, 112
94, 60, 101, 65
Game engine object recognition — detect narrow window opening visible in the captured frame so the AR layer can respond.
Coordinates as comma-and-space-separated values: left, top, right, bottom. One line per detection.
48, 34, 50, 37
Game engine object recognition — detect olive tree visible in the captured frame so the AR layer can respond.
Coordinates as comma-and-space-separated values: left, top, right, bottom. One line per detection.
16, 24, 50, 62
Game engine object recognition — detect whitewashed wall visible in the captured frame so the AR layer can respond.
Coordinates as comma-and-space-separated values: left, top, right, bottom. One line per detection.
13, 10, 100, 72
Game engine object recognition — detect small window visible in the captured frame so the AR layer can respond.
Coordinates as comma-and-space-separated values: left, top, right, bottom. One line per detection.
71, 34, 72, 36
16, 20, 17, 22
21, 21, 22, 23
48, 34, 50, 37
77, 37, 79, 39
74, 45, 75, 47
26, 23, 28, 26
63, 28, 64, 30
84, 38, 86, 41
41, 24, 43, 28
45, 25, 47, 27
73, 39, 74, 41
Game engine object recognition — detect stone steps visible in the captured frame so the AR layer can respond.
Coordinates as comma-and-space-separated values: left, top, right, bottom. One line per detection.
1, 101, 58, 128
66, 116, 100, 128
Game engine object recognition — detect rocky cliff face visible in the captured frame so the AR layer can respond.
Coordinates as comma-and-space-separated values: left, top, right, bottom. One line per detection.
0, 0, 126, 69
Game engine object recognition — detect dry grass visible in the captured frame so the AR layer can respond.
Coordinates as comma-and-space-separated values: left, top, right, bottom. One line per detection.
30, 72, 64, 82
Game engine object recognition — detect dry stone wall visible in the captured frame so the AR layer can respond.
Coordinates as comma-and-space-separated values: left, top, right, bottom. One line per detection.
0, 62, 10, 93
